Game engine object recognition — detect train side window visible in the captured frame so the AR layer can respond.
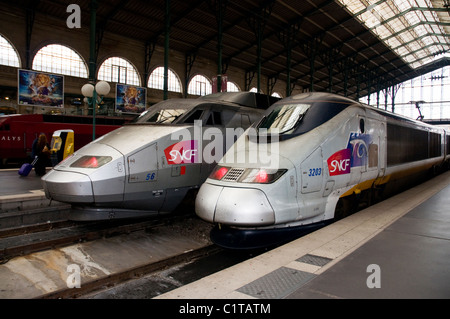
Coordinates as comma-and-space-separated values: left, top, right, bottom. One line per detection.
205, 111, 222, 126
213, 111, 222, 125
206, 113, 214, 125
368, 144, 378, 168
360, 119, 365, 133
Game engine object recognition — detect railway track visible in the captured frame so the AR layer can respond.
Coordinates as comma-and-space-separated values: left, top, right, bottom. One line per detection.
2, 215, 258, 300
41, 243, 221, 299
0, 211, 201, 264
0, 202, 226, 299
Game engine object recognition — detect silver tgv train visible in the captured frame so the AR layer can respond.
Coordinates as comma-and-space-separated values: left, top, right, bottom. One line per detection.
196, 92, 450, 249
42, 92, 279, 220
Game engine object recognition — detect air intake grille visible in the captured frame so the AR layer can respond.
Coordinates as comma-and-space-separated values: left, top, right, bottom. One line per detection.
222, 168, 245, 182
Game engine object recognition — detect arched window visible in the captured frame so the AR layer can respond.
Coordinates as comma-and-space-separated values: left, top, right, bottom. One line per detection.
250, 87, 264, 94
98, 57, 140, 86
32, 44, 87, 78
227, 81, 240, 92
148, 66, 182, 93
188, 74, 212, 96
0, 35, 20, 67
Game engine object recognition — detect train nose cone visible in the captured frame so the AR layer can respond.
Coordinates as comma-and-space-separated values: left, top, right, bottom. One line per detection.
196, 183, 275, 226
42, 170, 94, 203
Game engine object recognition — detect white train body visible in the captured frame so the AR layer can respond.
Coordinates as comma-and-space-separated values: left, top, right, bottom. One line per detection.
196, 93, 450, 247
42, 92, 277, 220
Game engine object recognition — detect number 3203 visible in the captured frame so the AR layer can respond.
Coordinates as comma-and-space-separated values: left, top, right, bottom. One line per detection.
308, 168, 321, 176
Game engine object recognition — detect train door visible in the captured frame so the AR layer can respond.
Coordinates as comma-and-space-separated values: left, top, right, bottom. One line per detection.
360, 116, 386, 190
124, 143, 164, 211
347, 115, 367, 186
298, 146, 326, 219
300, 146, 323, 194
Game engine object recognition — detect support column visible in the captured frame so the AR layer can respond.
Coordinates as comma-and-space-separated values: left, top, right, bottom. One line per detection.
277, 19, 302, 97
356, 65, 361, 99
384, 87, 388, 110
391, 83, 401, 113
286, 45, 292, 97
215, 0, 226, 93
185, 53, 196, 97
144, 41, 156, 89
256, 21, 262, 93
25, 6, 36, 70
164, 0, 170, 100
88, 0, 97, 82
247, 1, 273, 93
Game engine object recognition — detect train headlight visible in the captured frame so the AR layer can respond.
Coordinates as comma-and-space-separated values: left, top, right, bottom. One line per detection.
239, 168, 287, 184
210, 166, 230, 180
70, 156, 112, 168
209, 166, 286, 184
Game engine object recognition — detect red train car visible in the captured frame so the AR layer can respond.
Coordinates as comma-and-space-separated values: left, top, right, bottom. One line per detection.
0, 114, 134, 167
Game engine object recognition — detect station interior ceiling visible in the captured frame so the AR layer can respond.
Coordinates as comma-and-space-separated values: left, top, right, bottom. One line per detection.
2, 0, 450, 100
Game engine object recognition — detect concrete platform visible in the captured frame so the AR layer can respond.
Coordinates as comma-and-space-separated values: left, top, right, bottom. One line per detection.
0, 168, 49, 212
0, 168, 46, 196
156, 170, 450, 299
0, 169, 68, 227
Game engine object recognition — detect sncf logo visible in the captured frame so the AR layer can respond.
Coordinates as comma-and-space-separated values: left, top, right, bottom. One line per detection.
164, 140, 199, 165
327, 149, 351, 176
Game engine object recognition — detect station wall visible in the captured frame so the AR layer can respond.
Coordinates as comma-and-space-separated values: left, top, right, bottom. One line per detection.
0, 8, 294, 115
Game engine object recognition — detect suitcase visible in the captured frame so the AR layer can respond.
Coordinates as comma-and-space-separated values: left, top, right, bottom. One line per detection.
18, 157, 38, 177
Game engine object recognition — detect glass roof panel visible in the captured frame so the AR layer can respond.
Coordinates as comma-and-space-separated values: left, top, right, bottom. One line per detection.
336, 0, 450, 69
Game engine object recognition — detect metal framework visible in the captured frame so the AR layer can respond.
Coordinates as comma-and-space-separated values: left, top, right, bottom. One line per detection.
2, 0, 449, 101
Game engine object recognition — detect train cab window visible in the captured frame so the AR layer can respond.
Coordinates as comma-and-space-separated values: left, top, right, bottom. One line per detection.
258, 103, 310, 134
145, 109, 186, 124
257, 100, 351, 140
183, 109, 204, 124
135, 108, 187, 124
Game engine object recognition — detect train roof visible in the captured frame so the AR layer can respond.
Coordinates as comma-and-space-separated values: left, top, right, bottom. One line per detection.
133, 92, 279, 125
278, 92, 357, 105
200, 92, 280, 109
266, 92, 448, 136
362, 102, 449, 132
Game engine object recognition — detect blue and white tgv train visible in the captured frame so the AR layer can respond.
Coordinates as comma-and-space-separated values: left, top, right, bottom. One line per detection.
195, 92, 450, 249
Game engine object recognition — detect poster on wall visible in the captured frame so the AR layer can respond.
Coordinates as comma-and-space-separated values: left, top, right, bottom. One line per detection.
115, 84, 146, 114
18, 69, 64, 107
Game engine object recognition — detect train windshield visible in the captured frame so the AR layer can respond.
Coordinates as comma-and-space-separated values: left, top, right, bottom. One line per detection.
143, 109, 186, 124
257, 103, 311, 134
133, 107, 189, 124
132, 99, 202, 125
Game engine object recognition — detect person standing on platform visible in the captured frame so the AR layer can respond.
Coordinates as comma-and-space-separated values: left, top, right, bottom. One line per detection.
33, 133, 51, 176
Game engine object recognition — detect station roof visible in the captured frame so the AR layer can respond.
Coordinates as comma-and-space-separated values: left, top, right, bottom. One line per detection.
6, 0, 450, 99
